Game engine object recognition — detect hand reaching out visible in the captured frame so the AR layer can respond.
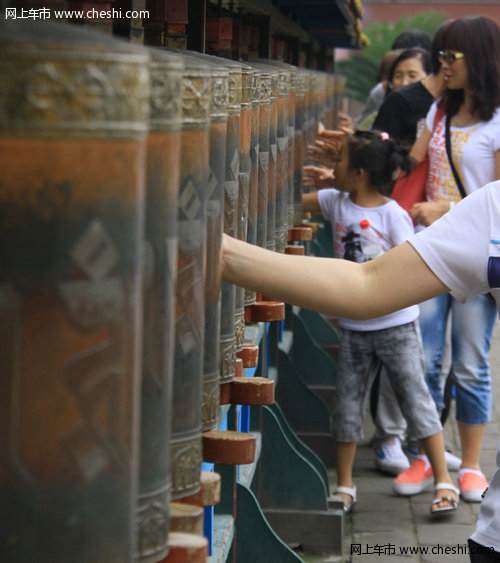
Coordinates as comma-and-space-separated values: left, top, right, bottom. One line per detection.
306, 127, 351, 167
410, 201, 452, 226
303, 165, 335, 190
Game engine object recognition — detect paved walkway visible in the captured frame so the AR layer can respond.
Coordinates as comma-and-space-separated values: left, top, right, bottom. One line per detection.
300, 321, 500, 563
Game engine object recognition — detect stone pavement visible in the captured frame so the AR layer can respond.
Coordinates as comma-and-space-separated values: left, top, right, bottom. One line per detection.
299, 321, 500, 563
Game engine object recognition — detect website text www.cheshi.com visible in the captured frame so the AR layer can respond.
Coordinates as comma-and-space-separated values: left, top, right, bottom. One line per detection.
5, 7, 149, 21
350, 542, 495, 557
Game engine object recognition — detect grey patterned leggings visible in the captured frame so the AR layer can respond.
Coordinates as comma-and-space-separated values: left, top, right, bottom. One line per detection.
334, 321, 442, 443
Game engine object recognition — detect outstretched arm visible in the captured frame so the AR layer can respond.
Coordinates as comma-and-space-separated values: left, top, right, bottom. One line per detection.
222, 235, 449, 319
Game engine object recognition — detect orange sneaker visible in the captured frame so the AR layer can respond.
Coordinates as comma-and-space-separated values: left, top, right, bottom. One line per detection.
393, 456, 433, 496
457, 469, 488, 503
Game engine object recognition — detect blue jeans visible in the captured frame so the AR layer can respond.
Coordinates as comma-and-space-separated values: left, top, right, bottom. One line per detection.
418, 293, 497, 425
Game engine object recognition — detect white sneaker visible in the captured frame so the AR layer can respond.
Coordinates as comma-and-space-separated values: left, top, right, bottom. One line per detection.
407, 445, 461, 471
374, 437, 410, 475
445, 451, 461, 471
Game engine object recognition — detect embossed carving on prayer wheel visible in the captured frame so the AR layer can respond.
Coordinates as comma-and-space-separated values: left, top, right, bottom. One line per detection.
0, 20, 149, 562
136, 48, 184, 563
170, 58, 211, 500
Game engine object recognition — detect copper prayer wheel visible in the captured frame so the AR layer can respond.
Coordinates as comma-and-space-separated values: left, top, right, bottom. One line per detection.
187, 53, 243, 381
303, 70, 316, 161
170, 57, 211, 500
183, 50, 230, 426
249, 64, 273, 252
294, 70, 307, 217
244, 69, 261, 307
224, 62, 244, 356
257, 60, 292, 253
136, 48, 184, 563
325, 72, 335, 130
263, 65, 279, 253
265, 61, 297, 233
0, 20, 149, 562
333, 74, 346, 130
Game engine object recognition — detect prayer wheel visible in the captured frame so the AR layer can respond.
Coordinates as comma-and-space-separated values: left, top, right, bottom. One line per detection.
249, 64, 272, 251
266, 61, 297, 233
303, 70, 316, 159
136, 48, 184, 562
264, 65, 279, 252
224, 63, 244, 355
294, 70, 307, 216
183, 51, 229, 427
333, 74, 346, 129
188, 52, 243, 382
260, 62, 292, 252
0, 20, 149, 562
244, 69, 261, 307
170, 56, 211, 500
325, 73, 335, 130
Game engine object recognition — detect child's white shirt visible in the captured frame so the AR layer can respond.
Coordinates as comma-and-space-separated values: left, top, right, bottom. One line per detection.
318, 188, 419, 331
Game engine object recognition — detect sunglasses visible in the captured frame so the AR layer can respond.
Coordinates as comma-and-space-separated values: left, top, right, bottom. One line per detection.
438, 50, 465, 64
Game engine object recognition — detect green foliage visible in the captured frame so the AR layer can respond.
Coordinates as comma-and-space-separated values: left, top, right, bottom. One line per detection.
336, 10, 449, 102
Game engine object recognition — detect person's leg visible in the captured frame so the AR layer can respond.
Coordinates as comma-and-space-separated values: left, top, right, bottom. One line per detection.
418, 432, 457, 509
372, 368, 407, 443
376, 322, 456, 507
450, 294, 496, 501
333, 328, 377, 508
418, 294, 450, 411
459, 423, 487, 471
371, 368, 409, 475
335, 441, 357, 506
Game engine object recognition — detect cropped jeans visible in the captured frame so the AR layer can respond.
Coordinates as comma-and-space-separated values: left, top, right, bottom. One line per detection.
418, 293, 497, 426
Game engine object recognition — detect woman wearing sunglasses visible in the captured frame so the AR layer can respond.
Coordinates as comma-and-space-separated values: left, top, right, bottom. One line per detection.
397, 16, 500, 507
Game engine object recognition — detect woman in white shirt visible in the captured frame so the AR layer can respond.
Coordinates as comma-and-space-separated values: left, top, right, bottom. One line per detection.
403, 15, 500, 504
221, 181, 500, 561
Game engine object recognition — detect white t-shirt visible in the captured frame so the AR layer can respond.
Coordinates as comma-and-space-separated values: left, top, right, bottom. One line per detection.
318, 188, 419, 331
409, 181, 500, 552
425, 102, 500, 203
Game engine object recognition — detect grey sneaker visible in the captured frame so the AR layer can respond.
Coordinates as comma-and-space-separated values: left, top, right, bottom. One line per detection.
374, 437, 410, 475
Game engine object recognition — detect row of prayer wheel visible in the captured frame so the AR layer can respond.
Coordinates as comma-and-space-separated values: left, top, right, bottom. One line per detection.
0, 18, 341, 563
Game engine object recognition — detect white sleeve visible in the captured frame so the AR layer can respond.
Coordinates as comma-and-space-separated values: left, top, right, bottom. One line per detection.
408, 188, 491, 302
317, 188, 338, 221
389, 206, 416, 246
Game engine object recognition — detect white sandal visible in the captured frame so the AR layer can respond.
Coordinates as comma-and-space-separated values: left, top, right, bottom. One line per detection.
335, 485, 357, 514
430, 482, 459, 516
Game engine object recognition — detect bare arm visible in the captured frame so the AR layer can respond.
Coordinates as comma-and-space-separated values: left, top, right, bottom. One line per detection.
222, 235, 449, 319
410, 125, 432, 162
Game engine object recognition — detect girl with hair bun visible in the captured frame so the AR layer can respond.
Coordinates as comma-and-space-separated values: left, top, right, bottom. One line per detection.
298, 130, 458, 515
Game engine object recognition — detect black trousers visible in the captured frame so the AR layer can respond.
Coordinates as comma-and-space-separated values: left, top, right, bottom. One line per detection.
469, 539, 500, 562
